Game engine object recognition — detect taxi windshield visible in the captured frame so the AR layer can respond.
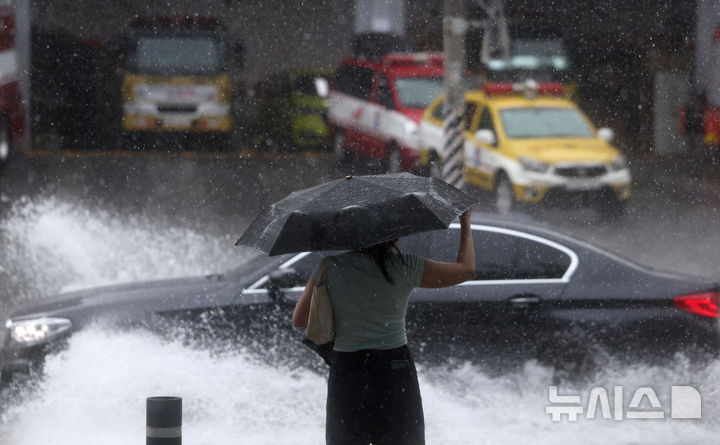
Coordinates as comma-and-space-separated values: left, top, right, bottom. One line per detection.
499, 107, 594, 139
394, 77, 444, 108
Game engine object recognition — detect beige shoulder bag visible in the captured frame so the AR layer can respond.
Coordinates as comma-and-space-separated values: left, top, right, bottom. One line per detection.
303, 257, 334, 364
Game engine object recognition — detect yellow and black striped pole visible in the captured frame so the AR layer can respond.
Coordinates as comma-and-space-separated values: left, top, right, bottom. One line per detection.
442, 0, 467, 189
442, 108, 465, 187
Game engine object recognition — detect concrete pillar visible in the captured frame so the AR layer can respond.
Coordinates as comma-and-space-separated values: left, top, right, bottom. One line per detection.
14, 0, 30, 149
695, 0, 720, 93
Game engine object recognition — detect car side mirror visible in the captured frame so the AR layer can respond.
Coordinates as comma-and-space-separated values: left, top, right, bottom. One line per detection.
268, 268, 302, 290
474, 129, 496, 145
597, 127, 614, 142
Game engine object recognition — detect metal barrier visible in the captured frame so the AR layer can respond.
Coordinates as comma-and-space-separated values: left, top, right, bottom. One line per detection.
147, 396, 182, 445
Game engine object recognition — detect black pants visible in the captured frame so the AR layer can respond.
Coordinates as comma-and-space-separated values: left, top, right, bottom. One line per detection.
326, 345, 425, 445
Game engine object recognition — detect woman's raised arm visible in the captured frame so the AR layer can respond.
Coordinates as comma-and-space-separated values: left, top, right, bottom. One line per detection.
420, 209, 475, 288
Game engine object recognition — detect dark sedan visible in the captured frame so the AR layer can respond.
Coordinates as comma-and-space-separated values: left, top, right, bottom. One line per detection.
1, 214, 718, 382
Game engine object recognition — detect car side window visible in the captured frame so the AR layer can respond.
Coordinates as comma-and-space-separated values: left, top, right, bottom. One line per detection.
284, 252, 326, 282
431, 100, 444, 121
283, 250, 347, 283
336, 66, 374, 100
398, 227, 571, 281
462, 103, 478, 131
477, 107, 495, 132
474, 232, 570, 280
286, 228, 571, 285
398, 230, 456, 262
513, 237, 571, 279
376, 75, 395, 110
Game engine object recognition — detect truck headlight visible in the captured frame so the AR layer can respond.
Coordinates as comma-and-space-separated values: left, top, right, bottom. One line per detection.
609, 155, 628, 171
7, 317, 72, 346
519, 156, 549, 173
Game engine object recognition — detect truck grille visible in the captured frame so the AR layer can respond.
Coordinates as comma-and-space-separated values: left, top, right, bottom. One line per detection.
158, 104, 197, 113
555, 165, 607, 178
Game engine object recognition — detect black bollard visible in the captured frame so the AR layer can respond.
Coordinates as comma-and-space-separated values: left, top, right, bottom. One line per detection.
147, 396, 182, 445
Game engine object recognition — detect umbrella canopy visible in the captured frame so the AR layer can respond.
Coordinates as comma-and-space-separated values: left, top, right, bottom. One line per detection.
236, 172, 477, 255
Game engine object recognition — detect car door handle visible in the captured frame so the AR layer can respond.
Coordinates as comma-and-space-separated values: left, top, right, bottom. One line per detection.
508, 295, 542, 305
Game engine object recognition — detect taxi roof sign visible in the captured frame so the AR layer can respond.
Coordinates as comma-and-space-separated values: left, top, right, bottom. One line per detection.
382, 52, 444, 67
482, 80, 564, 98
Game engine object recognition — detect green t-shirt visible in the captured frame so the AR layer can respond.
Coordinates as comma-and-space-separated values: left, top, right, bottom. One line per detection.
312, 251, 425, 352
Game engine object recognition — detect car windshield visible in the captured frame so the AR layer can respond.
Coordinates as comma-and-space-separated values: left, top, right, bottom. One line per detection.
394, 76, 444, 108
499, 107, 595, 138
132, 34, 225, 75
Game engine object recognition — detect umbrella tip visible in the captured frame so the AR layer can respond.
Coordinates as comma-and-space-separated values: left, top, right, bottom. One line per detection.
345, 175, 352, 180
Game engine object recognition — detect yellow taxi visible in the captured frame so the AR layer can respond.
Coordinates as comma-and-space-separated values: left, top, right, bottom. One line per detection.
418, 81, 631, 215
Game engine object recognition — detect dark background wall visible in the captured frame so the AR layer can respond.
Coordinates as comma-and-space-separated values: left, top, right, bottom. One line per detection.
30, 0, 355, 83
25, 0, 700, 155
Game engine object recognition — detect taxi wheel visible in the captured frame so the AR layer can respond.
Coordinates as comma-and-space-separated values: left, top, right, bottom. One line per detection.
333, 128, 349, 165
494, 173, 515, 215
386, 144, 403, 173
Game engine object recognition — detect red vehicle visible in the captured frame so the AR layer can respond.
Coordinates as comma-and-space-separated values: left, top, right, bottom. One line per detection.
681, 26, 720, 168
0, 0, 25, 165
328, 53, 448, 173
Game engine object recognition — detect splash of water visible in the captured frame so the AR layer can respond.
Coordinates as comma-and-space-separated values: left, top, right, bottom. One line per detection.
0, 196, 245, 307
0, 327, 717, 445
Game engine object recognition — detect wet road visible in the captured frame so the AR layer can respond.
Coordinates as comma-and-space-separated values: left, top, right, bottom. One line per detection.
0, 150, 338, 237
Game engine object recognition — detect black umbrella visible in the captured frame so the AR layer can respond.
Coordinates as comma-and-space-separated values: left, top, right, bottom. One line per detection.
236, 172, 477, 255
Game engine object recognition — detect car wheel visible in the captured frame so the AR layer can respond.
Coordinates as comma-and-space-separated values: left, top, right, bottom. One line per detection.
494, 172, 515, 215
386, 143, 403, 173
0, 119, 11, 164
333, 128, 349, 164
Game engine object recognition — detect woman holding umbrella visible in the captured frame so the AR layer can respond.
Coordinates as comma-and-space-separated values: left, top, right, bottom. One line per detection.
292, 208, 475, 445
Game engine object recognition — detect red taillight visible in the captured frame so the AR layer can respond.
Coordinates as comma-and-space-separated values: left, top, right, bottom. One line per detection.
674, 291, 719, 318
